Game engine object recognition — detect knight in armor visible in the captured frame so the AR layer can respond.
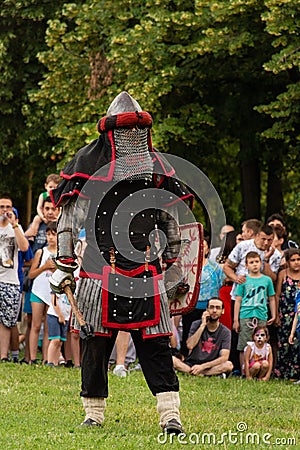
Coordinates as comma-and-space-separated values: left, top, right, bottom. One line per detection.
50, 92, 195, 434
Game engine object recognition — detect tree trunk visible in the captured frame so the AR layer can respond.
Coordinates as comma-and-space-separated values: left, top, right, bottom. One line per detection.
265, 157, 284, 220
26, 170, 33, 228
240, 157, 261, 220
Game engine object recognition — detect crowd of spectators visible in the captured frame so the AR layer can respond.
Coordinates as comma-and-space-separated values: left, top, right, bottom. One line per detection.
0, 186, 299, 384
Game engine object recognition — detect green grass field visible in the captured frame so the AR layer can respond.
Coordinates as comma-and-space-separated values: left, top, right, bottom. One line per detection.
0, 364, 299, 449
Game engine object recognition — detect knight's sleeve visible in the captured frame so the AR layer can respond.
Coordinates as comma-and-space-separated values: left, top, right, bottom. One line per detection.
57, 198, 89, 262
156, 175, 194, 267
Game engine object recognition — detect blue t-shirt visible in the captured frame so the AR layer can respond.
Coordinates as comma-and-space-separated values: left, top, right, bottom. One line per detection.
235, 275, 275, 321
196, 260, 225, 310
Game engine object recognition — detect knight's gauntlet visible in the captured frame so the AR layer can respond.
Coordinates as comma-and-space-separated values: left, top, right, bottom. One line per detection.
49, 269, 76, 294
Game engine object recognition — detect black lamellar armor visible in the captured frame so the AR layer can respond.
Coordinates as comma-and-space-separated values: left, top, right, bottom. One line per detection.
51, 92, 193, 336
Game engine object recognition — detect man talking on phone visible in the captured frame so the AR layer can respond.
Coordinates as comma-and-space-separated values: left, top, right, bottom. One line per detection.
172, 297, 233, 377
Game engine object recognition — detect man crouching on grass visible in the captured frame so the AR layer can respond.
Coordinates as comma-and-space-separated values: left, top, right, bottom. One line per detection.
173, 298, 233, 378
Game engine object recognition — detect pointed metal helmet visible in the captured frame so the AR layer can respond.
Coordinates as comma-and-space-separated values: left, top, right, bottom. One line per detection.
106, 91, 142, 116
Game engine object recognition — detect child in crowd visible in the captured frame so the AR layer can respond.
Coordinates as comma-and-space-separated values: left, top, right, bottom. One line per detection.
233, 251, 276, 370
29, 174, 60, 237
47, 292, 71, 366
28, 221, 57, 364
244, 326, 273, 381
288, 291, 300, 384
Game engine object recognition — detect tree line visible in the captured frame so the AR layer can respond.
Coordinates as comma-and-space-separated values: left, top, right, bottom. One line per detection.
0, 0, 299, 237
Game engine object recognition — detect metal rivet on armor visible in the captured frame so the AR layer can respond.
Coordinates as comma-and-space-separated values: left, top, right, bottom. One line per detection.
115, 283, 118, 287
103, 211, 107, 215
130, 281, 134, 285
150, 214, 153, 218
115, 278, 119, 281
144, 297, 147, 301
130, 193, 133, 196
114, 212, 118, 215
102, 231, 105, 234
144, 313, 147, 316
130, 286, 133, 290
113, 310, 116, 313
130, 232, 134, 235
130, 212, 134, 216
169, 196, 173, 199
142, 233, 146, 236
129, 300, 132, 304
113, 314, 116, 317
142, 194, 146, 197
115, 231, 119, 235
142, 213, 145, 217
114, 297, 117, 301
114, 192, 118, 195
130, 251, 133, 254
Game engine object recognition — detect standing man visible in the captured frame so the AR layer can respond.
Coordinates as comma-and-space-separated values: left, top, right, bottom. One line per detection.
50, 92, 196, 434
223, 224, 281, 292
0, 194, 29, 361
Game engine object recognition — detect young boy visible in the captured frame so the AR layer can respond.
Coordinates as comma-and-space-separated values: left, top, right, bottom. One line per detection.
233, 251, 276, 370
29, 174, 60, 238
47, 291, 71, 366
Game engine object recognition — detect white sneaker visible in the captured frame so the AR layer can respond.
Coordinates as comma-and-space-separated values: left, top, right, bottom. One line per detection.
113, 364, 127, 378
129, 363, 142, 372
293, 379, 300, 385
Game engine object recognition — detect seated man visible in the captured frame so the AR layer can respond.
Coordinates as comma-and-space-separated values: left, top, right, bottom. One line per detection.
173, 297, 233, 377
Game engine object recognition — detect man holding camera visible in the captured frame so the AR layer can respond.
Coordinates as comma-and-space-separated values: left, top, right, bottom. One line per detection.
173, 297, 233, 377
0, 194, 29, 361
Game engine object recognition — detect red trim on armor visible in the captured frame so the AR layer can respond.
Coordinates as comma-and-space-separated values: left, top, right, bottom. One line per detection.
50, 188, 90, 208
101, 265, 161, 329
152, 150, 175, 177
164, 193, 194, 207
98, 111, 152, 133
70, 327, 113, 337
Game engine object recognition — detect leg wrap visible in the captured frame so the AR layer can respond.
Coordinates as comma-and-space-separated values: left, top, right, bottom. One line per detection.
156, 391, 181, 428
82, 397, 106, 425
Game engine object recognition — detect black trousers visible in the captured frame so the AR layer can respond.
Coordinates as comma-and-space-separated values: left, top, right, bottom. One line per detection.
80, 330, 179, 398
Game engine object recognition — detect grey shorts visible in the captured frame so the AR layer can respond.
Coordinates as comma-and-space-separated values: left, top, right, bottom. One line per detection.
237, 317, 267, 351
0, 282, 21, 328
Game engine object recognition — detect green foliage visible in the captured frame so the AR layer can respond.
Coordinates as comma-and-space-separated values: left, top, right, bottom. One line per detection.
0, 365, 299, 449
256, 0, 300, 150
1, 0, 299, 230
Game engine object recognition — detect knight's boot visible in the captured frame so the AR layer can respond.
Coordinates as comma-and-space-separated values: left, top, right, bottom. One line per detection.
81, 397, 106, 426
156, 391, 183, 434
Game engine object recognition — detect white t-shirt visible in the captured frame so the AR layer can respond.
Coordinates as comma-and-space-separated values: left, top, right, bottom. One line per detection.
48, 293, 71, 321
0, 223, 24, 285
31, 247, 55, 305
228, 239, 281, 300
244, 341, 271, 363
